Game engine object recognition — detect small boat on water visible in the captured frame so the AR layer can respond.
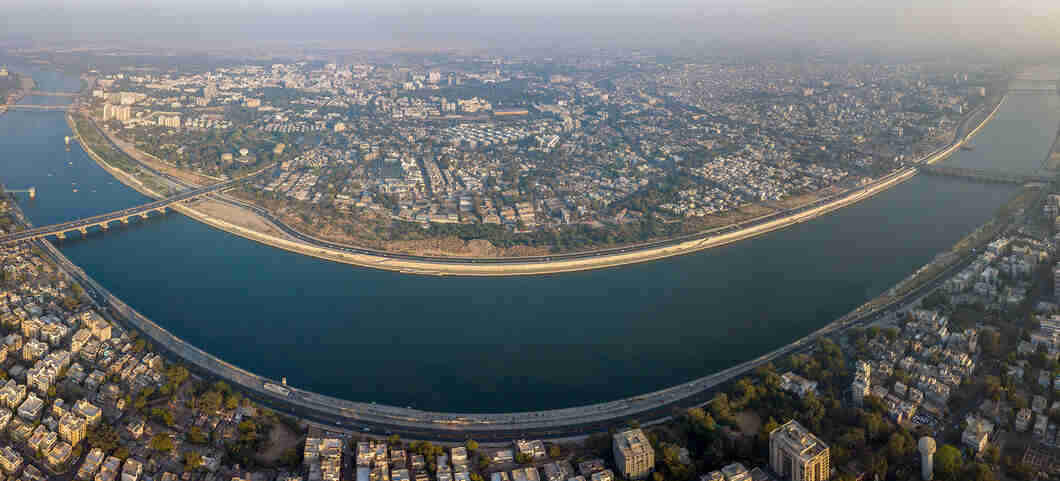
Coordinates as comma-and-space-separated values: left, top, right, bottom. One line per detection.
72, 189, 78, 193
961, 143, 975, 151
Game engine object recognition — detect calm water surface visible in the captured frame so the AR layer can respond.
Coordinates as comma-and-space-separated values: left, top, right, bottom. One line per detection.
1, 63, 1052, 412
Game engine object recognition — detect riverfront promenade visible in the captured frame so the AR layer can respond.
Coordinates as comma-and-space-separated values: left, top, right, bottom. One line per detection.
0, 93, 1006, 440
27, 193, 973, 440
71, 94, 1005, 277
7, 188, 979, 440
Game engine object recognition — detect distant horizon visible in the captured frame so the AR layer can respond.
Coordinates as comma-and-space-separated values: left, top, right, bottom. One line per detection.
0, 0, 1058, 59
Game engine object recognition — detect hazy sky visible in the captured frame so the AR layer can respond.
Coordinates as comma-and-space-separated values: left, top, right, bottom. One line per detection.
2, 0, 1059, 55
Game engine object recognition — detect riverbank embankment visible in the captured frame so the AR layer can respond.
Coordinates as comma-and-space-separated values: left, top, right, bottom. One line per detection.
1045, 124, 1060, 171
74, 94, 1003, 276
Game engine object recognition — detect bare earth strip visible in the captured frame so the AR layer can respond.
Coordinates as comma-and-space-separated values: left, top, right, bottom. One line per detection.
71, 96, 1002, 276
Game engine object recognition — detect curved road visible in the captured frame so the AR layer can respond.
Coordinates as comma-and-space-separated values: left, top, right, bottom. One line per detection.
23, 96, 999, 440
39, 225, 967, 441
68, 93, 1000, 271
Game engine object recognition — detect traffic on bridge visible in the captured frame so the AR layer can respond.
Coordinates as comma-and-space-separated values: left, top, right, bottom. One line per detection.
0, 172, 264, 245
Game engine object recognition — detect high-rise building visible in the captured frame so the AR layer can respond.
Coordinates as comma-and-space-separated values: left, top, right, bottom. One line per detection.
203, 84, 218, 101
102, 104, 132, 122
59, 412, 87, 446
918, 437, 935, 480
852, 361, 871, 407
1053, 264, 1060, 301
156, 114, 181, 128
612, 429, 653, 480
769, 420, 830, 481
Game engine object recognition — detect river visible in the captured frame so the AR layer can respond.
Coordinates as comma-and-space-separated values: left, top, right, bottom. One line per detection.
2, 62, 1055, 413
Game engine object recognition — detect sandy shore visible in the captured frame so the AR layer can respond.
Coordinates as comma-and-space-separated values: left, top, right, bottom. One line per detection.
70, 96, 1001, 276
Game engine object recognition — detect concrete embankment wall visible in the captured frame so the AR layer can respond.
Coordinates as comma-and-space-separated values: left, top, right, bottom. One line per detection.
70, 94, 998, 276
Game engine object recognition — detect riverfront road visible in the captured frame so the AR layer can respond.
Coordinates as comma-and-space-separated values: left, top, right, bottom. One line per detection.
25, 185, 968, 441
0, 172, 264, 245
71, 95, 1003, 275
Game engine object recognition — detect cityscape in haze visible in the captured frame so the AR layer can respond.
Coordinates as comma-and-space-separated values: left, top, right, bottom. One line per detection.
1, 1, 1060, 481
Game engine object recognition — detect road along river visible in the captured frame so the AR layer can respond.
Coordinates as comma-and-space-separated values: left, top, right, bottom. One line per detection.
3, 62, 1056, 415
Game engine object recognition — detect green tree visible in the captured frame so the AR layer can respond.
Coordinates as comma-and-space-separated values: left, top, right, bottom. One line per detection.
465, 439, 478, 452
187, 426, 208, 444
86, 425, 120, 452
935, 444, 963, 481
225, 393, 241, 410
198, 391, 223, 413
151, 407, 175, 427
183, 451, 204, 471
281, 447, 302, 467
149, 434, 175, 453
962, 462, 997, 481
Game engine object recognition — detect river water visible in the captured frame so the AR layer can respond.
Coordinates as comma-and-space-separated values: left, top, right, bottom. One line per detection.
2, 62, 1055, 412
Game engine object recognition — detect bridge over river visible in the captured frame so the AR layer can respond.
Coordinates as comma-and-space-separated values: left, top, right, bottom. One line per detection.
3, 104, 72, 111
1006, 78, 1060, 95
920, 165, 1055, 185
0, 172, 263, 244
25, 91, 78, 97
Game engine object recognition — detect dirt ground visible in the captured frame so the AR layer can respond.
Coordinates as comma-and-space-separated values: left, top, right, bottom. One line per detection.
256, 420, 303, 465
189, 199, 286, 238
772, 186, 841, 210
733, 411, 762, 436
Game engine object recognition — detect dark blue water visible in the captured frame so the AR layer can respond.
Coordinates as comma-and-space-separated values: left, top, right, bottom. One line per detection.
938, 93, 1060, 174
1, 62, 1046, 412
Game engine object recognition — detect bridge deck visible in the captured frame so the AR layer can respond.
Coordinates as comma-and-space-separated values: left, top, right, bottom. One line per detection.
0, 173, 262, 244
921, 165, 1054, 184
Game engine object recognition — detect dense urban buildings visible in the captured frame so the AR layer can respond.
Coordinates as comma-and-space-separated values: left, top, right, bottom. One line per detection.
1, 34, 1060, 481
75, 52, 1001, 256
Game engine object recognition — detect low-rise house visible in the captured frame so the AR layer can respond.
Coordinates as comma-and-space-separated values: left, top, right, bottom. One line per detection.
577, 459, 605, 476
74, 399, 102, 425
720, 463, 751, 481
0, 445, 22, 474
589, 470, 613, 481
121, 458, 143, 481
543, 463, 564, 481
78, 448, 105, 480
17, 393, 44, 421
779, 372, 818, 398
1034, 414, 1049, 438
0, 379, 26, 409
492, 450, 514, 464
515, 440, 546, 460
1013, 408, 1030, 432
47, 440, 73, 467
1033, 395, 1048, 414
962, 416, 992, 454
96, 455, 121, 481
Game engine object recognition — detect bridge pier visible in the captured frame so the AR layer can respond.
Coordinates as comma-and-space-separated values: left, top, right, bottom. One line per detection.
0, 173, 259, 246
